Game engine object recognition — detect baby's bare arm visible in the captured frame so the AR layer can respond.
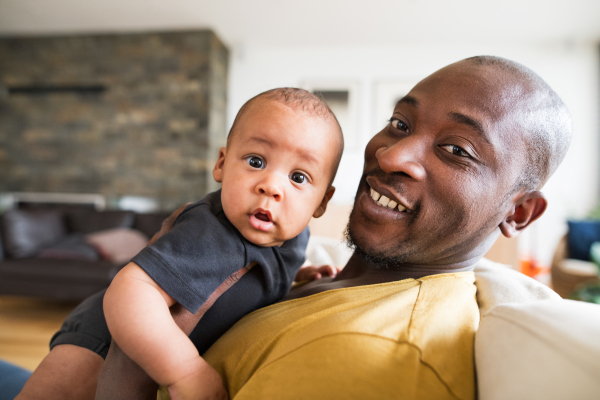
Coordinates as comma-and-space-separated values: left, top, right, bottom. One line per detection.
103, 262, 223, 398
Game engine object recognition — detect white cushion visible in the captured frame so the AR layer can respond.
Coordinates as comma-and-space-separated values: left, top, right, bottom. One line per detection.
473, 258, 560, 317
475, 299, 600, 400
305, 235, 353, 267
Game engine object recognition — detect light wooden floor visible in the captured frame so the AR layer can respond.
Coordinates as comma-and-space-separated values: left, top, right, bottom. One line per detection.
0, 296, 77, 371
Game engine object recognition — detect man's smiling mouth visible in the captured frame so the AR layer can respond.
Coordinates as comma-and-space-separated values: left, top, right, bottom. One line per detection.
369, 187, 411, 213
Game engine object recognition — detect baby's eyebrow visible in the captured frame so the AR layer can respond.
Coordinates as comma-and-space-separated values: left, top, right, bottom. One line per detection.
295, 148, 319, 168
245, 136, 320, 170
246, 136, 274, 147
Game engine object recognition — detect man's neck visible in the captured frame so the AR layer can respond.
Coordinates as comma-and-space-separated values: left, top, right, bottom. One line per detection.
283, 251, 479, 301
333, 251, 477, 283
331, 227, 503, 285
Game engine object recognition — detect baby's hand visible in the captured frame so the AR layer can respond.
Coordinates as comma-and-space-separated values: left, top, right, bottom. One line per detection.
295, 264, 342, 281
167, 357, 228, 400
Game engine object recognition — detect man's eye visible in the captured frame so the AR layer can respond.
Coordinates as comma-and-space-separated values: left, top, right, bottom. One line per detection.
390, 118, 410, 133
441, 145, 470, 158
247, 156, 264, 169
290, 172, 307, 184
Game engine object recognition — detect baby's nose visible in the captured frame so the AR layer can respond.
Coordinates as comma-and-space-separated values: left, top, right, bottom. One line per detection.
256, 175, 283, 201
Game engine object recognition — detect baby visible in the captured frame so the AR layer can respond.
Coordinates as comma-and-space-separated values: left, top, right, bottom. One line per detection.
103, 88, 344, 399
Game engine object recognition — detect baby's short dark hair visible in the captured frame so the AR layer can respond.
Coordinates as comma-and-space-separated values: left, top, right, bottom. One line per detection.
228, 87, 344, 185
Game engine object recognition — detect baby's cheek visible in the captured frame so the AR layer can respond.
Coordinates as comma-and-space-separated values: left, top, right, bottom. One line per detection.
221, 194, 243, 226
283, 204, 312, 237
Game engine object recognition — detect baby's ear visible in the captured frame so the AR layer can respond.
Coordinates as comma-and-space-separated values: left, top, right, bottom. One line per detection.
499, 191, 547, 238
212, 147, 227, 183
313, 186, 336, 218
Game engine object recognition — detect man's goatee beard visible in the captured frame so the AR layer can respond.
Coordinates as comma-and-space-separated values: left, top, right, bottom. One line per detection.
343, 219, 411, 270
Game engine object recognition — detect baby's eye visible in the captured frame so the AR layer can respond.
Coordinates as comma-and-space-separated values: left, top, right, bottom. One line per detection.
290, 172, 307, 184
390, 118, 410, 133
247, 156, 264, 169
441, 144, 470, 158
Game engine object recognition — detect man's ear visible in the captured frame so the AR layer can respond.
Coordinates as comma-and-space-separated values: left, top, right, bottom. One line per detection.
499, 191, 547, 238
312, 186, 336, 219
212, 147, 227, 183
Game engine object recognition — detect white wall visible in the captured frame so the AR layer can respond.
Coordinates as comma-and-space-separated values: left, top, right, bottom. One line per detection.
227, 41, 599, 266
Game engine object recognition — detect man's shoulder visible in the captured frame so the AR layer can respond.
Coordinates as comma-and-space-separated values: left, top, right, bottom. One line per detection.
410, 271, 478, 330
406, 272, 478, 400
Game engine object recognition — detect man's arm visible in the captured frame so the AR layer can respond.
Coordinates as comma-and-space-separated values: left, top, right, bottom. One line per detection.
15, 345, 103, 400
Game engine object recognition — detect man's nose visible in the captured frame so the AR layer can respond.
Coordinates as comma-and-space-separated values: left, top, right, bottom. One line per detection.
375, 135, 427, 181
256, 174, 284, 201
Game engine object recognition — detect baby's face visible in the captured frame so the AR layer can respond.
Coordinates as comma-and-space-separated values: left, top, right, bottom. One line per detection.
214, 100, 339, 247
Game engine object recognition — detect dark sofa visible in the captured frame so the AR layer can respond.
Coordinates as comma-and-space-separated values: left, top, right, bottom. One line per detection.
0, 206, 170, 302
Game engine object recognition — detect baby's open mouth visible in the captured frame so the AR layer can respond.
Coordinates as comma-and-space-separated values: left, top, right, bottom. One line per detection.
249, 209, 274, 232
254, 212, 271, 222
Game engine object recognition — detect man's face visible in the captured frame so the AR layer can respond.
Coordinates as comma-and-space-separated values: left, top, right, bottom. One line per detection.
214, 100, 338, 247
348, 63, 529, 265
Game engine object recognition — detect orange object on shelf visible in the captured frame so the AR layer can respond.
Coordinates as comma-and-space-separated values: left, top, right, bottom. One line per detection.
520, 257, 549, 278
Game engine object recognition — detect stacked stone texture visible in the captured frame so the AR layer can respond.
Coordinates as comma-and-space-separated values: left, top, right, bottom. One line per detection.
0, 30, 228, 211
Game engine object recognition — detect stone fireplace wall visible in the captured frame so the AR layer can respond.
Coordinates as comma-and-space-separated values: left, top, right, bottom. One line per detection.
0, 30, 228, 211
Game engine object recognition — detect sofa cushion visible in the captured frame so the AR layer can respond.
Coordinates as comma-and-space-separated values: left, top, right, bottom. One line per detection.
86, 228, 148, 264
473, 258, 560, 316
1, 209, 66, 258
476, 299, 600, 400
37, 234, 100, 261
567, 220, 600, 261
67, 210, 135, 234
0, 257, 120, 282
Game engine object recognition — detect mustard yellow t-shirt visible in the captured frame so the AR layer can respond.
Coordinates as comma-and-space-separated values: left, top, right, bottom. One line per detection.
200, 272, 479, 400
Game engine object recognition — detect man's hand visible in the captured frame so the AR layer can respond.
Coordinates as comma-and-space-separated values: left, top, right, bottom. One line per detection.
295, 264, 342, 282
167, 357, 228, 400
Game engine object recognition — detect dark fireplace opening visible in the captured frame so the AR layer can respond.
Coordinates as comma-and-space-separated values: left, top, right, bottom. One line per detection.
6, 85, 107, 95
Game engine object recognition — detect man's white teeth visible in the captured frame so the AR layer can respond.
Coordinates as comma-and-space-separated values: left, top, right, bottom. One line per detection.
370, 188, 380, 201
370, 187, 407, 212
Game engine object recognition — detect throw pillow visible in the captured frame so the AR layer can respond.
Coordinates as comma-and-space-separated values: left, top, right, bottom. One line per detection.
567, 220, 600, 261
1, 209, 67, 258
85, 228, 148, 264
37, 234, 100, 261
